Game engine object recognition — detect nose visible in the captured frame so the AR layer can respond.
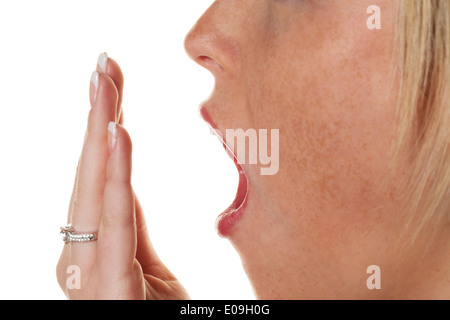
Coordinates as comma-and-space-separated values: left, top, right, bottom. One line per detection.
184, 1, 241, 77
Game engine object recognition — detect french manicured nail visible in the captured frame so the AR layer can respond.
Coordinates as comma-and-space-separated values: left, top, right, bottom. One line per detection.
108, 121, 117, 153
97, 52, 108, 73
90, 71, 99, 106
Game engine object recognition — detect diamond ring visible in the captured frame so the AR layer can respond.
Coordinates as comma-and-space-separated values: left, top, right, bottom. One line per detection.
60, 225, 98, 244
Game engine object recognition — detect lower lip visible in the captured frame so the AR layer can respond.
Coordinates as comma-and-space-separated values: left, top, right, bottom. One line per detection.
200, 107, 249, 237
216, 157, 249, 237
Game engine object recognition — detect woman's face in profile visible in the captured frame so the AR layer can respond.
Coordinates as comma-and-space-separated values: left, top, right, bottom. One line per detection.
186, 0, 404, 298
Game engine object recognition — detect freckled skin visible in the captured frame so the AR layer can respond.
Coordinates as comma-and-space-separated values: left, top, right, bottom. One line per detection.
185, 0, 450, 299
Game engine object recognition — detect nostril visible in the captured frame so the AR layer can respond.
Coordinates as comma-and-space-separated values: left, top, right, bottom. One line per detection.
198, 55, 224, 72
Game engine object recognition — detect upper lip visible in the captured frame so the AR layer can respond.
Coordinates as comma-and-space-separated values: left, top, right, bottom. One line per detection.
200, 106, 235, 160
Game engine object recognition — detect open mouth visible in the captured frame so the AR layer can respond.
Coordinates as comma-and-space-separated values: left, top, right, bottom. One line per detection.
200, 107, 249, 237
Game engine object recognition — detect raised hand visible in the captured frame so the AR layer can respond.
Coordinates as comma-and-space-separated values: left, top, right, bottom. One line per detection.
56, 53, 189, 300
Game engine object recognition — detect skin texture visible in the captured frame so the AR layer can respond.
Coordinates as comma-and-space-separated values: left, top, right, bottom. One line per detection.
186, 0, 450, 299
57, 0, 450, 299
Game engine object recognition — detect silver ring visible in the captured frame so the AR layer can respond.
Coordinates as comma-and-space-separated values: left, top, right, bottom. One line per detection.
60, 225, 98, 244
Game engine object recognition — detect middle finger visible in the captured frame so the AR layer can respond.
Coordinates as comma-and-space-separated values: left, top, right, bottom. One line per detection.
70, 70, 118, 232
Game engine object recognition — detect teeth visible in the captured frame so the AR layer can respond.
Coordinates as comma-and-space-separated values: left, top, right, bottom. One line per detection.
210, 127, 224, 143
208, 127, 226, 146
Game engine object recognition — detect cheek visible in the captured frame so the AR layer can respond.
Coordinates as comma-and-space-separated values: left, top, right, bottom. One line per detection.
247, 24, 397, 214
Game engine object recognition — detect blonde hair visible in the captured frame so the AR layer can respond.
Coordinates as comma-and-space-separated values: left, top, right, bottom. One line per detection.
394, 0, 450, 239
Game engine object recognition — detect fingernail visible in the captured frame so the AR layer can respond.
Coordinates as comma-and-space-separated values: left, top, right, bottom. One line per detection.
108, 121, 117, 152
116, 105, 123, 124
90, 71, 99, 105
97, 52, 108, 73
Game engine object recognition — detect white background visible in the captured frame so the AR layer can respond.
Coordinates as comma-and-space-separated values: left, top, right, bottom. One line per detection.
0, 0, 255, 300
